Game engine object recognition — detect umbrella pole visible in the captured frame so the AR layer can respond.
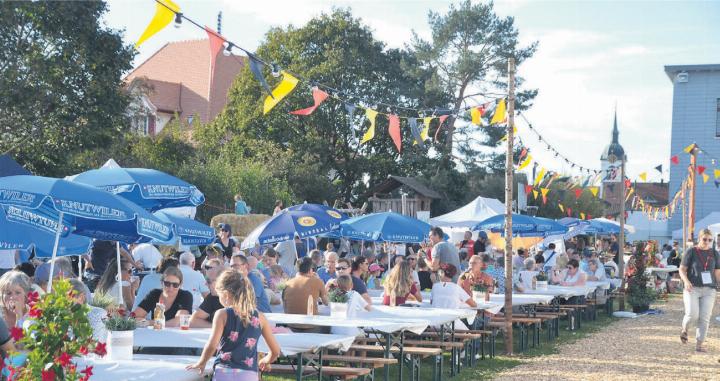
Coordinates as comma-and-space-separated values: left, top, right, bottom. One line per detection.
503, 57, 516, 355
116, 242, 124, 310
47, 211, 64, 293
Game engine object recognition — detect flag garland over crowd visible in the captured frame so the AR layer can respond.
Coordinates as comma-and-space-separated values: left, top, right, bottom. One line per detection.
136, 0, 509, 153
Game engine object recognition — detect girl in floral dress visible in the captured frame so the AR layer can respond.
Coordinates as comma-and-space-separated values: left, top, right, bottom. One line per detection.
187, 270, 280, 380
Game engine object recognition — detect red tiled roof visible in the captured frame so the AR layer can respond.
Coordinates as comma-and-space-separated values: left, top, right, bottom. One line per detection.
124, 39, 245, 122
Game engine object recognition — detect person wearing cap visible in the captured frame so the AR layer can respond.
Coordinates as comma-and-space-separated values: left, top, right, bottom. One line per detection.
366, 263, 383, 289
212, 223, 237, 260
432, 263, 476, 309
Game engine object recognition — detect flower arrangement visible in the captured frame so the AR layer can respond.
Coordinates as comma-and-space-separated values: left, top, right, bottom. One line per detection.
9, 279, 104, 380
535, 272, 548, 282
472, 284, 488, 292
328, 288, 349, 303
104, 316, 137, 331
627, 242, 657, 313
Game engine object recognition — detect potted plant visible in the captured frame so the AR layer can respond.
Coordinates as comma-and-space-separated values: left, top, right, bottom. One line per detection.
104, 315, 137, 360
627, 243, 657, 313
472, 284, 490, 302
89, 291, 116, 312
9, 279, 103, 380
328, 289, 349, 318
535, 272, 549, 290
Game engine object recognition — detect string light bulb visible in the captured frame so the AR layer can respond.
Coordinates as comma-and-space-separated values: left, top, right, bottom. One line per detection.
271, 64, 281, 78
223, 42, 234, 57
174, 12, 183, 28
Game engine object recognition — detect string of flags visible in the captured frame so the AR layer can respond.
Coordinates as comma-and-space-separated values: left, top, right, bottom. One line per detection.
136, 0, 509, 153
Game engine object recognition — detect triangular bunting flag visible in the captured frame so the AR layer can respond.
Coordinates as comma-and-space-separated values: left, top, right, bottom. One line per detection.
248, 54, 273, 98
421, 117, 432, 141
587, 214, 592, 220
204, 27, 225, 83
703, 173, 710, 183
580, 212, 586, 220
289, 88, 329, 116
714, 169, 720, 179
534, 167, 546, 187
490, 99, 506, 125
588, 187, 599, 197
541, 188, 549, 205
361, 108, 378, 144
655, 164, 663, 174
624, 179, 632, 189
409, 119, 425, 149
558, 204, 565, 213
625, 187, 635, 202
714, 180, 720, 189
434, 115, 450, 141
698, 165, 706, 175
388, 114, 402, 153
567, 207, 572, 217
684, 143, 696, 153
532, 190, 539, 200
518, 148, 528, 161
518, 155, 532, 170
136, 0, 180, 47
524, 184, 533, 196
574, 189, 583, 199
671, 155, 679, 165
263, 71, 299, 114
638, 172, 647, 181
470, 106, 484, 126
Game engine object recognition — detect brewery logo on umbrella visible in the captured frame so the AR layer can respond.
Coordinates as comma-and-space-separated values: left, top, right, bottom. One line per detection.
297, 216, 317, 227
326, 210, 342, 219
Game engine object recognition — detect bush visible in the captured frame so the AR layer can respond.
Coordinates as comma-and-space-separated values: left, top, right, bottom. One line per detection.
104, 316, 137, 331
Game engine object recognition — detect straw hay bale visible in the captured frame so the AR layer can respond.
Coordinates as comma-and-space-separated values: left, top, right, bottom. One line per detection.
210, 213, 270, 240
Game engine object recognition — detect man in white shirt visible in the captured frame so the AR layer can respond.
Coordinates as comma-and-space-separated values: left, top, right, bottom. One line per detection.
543, 243, 558, 271
274, 239, 298, 277
178, 251, 210, 311
130, 243, 163, 270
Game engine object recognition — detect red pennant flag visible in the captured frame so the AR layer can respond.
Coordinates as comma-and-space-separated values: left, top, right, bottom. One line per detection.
519, 148, 528, 161
587, 214, 592, 220
388, 114, 401, 153
624, 179, 632, 189
671, 155, 679, 165
205, 27, 226, 82
698, 165, 706, 175
574, 189, 583, 199
289, 88, 329, 116
434, 115, 450, 141
524, 184, 533, 196
567, 207, 572, 217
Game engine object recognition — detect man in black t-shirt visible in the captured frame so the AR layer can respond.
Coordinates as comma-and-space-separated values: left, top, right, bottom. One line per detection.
189, 261, 224, 328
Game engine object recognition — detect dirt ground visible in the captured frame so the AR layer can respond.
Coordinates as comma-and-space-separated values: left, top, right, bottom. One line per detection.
494, 295, 720, 380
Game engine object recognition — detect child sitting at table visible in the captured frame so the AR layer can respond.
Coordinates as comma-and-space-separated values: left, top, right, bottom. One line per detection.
187, 270, 280, 380
366, 263, 383, 289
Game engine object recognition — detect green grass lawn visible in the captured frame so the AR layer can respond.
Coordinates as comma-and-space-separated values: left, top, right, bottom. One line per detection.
263, 310, 619, 381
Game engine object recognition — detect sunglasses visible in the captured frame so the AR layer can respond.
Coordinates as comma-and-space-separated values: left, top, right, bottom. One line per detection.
124, 268, 133, 274
407, 258, 417, 261
204, 266, 216, 271
337, 266, 349, 271
163, 281, 180, 288
702, 238, 713, 242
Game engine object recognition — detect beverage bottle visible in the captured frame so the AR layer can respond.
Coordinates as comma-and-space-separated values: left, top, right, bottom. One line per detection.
306, 295, 314, 316
153, 303, 166, 330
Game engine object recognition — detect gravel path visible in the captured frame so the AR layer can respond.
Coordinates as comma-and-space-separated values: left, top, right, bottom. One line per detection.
494, 296, 720, 380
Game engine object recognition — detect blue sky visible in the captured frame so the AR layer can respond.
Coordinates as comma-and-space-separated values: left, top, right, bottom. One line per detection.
103, 0, 720, 181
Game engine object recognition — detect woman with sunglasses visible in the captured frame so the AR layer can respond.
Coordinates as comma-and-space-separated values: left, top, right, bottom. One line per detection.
679, 228, 720, 352
96, 259, 137, 312
133, 266, 193, 328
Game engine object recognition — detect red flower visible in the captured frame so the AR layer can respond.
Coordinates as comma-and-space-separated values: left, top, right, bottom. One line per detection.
9, 327, 23, 341
81, 366, 94, 378
41, 368, 56, 381
54, 352, 72, 367
28, 306, 42, 319
78, 345, 89, 355
27, 290, 39, 305
94, 342, 107, 357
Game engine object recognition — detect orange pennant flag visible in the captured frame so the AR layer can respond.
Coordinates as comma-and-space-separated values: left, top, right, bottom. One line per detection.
541, 188, 550, 205
388, 114, 402, 153
289, 88, 329, 116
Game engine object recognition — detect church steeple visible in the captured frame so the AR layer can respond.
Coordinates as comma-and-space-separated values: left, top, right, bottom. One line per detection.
601, 108, 626, 162
612, 110, 619, 144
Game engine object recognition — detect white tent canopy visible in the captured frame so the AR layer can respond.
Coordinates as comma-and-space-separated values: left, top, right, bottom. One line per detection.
673, 211, 720, 239
429, 196, 504, 228
626, 211, 670, 244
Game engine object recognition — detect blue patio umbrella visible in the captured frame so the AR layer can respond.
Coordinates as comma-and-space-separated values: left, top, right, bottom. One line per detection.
579, 219, 627, 235
0, 206, 92, 258
472, 213, 568, 237
0, 175, 173, 294
557, 217, 588, 228
286, 203, 349, 222
243, 207, 347, 246
153, 210, 215, 246
339, 212, 431, 243
71, 168, 205, 211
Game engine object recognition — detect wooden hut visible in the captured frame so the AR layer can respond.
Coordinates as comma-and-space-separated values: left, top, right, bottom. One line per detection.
366, 176, 441, 218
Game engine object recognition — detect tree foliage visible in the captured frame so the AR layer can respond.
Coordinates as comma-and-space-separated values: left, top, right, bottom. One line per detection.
0, 1, 135, 176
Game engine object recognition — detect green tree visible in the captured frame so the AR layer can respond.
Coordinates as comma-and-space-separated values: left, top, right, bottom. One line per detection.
204, 9, 438, 203
0, 1, 134, 176
411, 0, 537, 169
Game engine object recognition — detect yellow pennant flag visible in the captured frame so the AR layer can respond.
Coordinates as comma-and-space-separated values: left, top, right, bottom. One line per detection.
703, 173, 710, 183
558, 204, 565, 213
625, 187, 635, 202
534, 167, 546, 187
361, 108, 378, 144
490, 99, 506, 125
684, 143, 696, 153
588, 186, 599, 197
421, 117, 432, 141
540, 188, 550, 197
714, 169, 720, 179
136, 0, 181, 47
263, 71, 299, 114
518, 155, 532, 170
638, 172, 647, 181
580, 212, 586, 220
470, 107, 482, 126
532, 190, 539, 200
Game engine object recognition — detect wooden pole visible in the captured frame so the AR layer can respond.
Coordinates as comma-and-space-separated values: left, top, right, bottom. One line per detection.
618, 159, 626, 311
682, 181, 687, 255
688, 145, 698, 242
503, 57, 516, 355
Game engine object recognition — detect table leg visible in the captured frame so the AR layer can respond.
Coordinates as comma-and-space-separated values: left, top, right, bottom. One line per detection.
383, 332, 391, 381
398, 332, 404, 381
296, 353, 303, 381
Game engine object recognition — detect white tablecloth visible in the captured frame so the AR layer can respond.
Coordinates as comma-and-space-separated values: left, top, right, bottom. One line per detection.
75, 354, 209, 381
519, 285, 596, 299
370, 297, 503, 315
134, 328, 356, 355
265, 313, 428, 335
586, 280, 611, 290
647, 266, 678, 274
368, 305, 476, 325
488, 293, 555, 306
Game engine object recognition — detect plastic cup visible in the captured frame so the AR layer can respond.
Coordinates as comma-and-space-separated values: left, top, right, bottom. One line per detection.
180, 314, 191, 330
